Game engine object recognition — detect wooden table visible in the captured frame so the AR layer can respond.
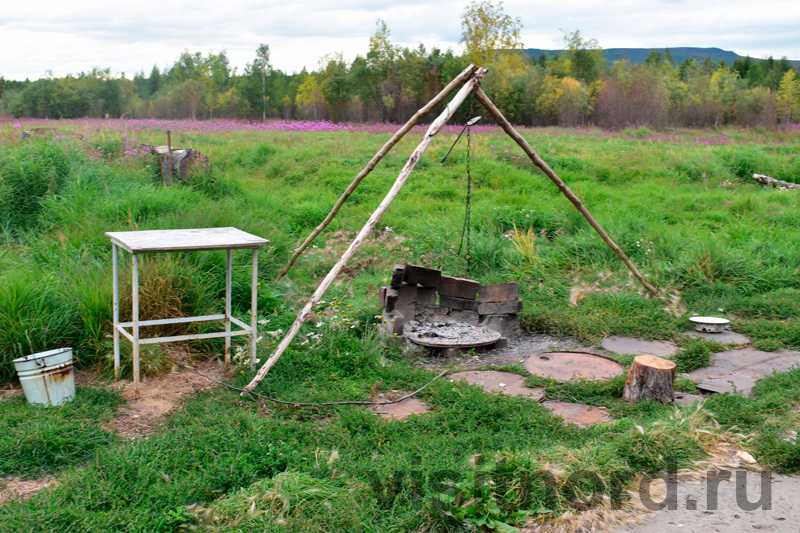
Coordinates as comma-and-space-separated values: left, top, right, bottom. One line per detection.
106, 227, 269, 397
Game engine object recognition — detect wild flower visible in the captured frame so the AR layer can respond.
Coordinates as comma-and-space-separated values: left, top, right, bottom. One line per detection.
635, 238, 655, 256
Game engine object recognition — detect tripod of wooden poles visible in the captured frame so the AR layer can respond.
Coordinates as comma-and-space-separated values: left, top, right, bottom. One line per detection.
245, 64, 658, 393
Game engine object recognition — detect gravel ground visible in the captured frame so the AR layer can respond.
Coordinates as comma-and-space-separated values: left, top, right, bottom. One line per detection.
617, 470, 800, 532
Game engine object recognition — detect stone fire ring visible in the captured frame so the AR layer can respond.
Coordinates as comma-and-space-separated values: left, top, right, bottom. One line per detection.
524, 352, 625, 382
403, 320, 501, 349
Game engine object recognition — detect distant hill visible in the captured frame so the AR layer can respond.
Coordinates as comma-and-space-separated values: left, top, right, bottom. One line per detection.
523, 47, 800, 67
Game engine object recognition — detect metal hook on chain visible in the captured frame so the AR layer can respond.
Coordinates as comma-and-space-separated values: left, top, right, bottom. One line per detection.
456, 96, 481, 273
440, 116, 482, 164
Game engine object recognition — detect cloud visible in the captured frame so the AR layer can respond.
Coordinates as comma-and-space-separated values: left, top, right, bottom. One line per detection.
1, 0, 798, 80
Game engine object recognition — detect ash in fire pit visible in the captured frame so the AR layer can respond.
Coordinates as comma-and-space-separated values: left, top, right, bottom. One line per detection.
377, 264, 521, 355
404, 320, 501, 349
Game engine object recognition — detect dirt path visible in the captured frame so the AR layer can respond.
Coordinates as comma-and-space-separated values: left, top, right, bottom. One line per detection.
103, 357, 228, 439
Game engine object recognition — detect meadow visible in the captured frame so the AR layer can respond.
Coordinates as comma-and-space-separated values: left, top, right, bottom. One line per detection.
0, 118, 799, 531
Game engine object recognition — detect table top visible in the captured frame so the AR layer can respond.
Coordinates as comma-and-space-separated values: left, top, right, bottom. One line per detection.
106, 227, 269, 253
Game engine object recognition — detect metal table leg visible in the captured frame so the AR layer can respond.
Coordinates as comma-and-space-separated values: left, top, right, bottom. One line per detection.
250, 249, 258, 369
132, 253, 140, 399
225, 249, 232, 366
112, 244, 120, 378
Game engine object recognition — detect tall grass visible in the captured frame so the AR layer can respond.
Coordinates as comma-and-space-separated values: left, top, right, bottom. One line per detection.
0, 137, 278, 380
2, 125, 800, 379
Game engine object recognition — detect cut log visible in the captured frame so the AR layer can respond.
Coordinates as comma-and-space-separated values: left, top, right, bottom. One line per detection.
752, 173, 800, 189
623, 355, 676, 404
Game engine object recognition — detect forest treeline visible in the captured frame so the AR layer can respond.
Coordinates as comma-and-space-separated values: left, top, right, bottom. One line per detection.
2, 22, 800, 128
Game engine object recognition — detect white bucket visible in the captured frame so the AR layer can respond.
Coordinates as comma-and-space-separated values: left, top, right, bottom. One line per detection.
13, 347, 76, 407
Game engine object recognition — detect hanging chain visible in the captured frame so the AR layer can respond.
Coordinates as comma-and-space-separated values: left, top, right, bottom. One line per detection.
458, 94, 476, 273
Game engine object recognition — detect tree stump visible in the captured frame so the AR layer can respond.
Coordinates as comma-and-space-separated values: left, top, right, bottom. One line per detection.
623, 355, 676, 403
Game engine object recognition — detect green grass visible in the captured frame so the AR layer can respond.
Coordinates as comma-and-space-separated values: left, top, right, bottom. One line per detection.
1, 122, 799, 530
0, 331, 715, 532
0, 387, 122, 478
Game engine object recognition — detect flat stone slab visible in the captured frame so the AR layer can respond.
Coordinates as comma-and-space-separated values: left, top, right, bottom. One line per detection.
684, 329, 751, 344
372, 397, 431, 420
524, 352, 625, 382
673, 391, 705, 405
542, 401, 611, 427
449, 370, 545, 401
601, 336, 678, 358
685, 348, 800, 396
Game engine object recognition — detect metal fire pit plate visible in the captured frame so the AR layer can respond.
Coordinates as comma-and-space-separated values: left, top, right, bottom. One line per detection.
524, 352, 625, 382
403, 320, 501, 348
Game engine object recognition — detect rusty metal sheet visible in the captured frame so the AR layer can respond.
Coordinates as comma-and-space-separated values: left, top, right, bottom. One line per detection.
685, 348, 800, 396
524, 352, 625, 382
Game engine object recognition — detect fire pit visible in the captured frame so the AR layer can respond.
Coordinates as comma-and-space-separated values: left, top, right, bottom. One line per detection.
377, 264, 522, 354
404, 320, 501, 353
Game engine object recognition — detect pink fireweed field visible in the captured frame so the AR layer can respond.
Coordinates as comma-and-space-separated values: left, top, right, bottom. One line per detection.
2, 119, 799, 179
3, 116, 799, 144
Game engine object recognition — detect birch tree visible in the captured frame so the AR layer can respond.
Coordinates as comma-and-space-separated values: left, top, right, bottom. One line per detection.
460, 0, 522, 66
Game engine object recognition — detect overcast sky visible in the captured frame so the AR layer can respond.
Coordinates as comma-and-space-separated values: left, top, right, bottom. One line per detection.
2, 0, 799, 81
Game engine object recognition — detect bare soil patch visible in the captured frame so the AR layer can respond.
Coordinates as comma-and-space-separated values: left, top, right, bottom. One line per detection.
413, 334, 598, 371
0, 476, 56, 505
542, 400, 612, 427
104, 355, 228, 440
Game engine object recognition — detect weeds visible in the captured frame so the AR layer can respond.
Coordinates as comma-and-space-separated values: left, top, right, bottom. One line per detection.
507, 223, 541, 273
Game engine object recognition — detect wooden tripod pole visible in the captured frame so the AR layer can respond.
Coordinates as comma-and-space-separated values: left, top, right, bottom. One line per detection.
473, 87, 659, 298
244, 69, 488, 391
277, 64, 480, 280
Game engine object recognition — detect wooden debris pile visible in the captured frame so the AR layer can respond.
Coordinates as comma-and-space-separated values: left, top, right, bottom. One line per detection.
153, 146, 212, 181
377, 264, 522, 348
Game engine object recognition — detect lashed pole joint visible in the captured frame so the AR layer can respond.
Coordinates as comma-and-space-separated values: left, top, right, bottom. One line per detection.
277, 64, 480, 281
244, 67, 657, 393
